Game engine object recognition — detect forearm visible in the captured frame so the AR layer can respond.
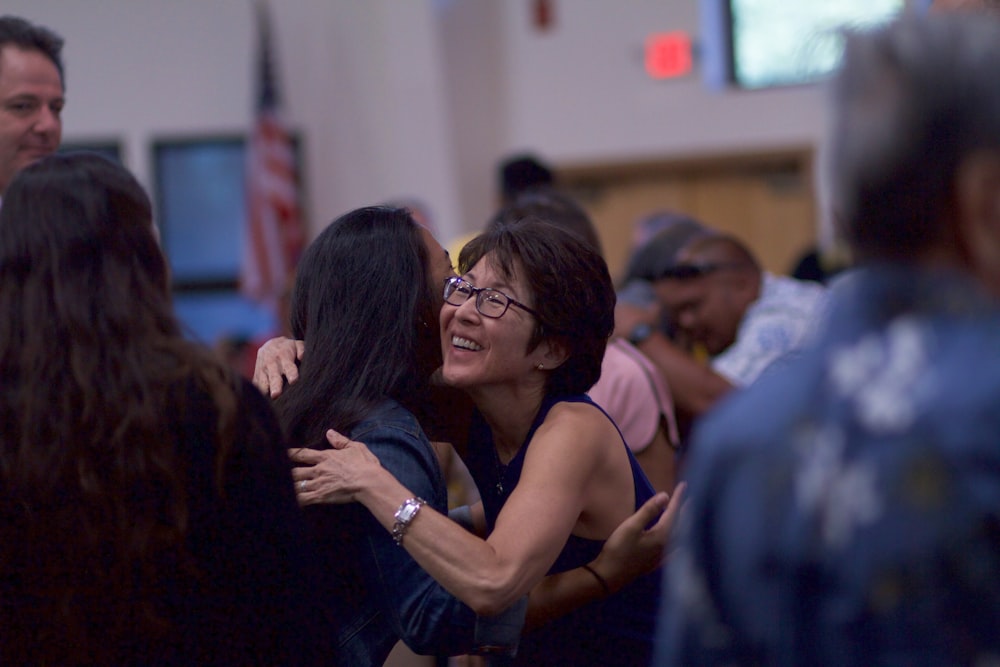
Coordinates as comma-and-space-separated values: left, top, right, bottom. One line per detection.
362, 503, 508, 656
525, 561, 614, 631
356, 468, 533, 616
635, 332, 733, 416
522, 482, 684, 631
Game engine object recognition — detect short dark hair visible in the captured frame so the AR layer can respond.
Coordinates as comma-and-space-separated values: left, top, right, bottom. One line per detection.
623, 215, 709, 283
499, 154, 554, 204
828, 12, 1000, 261
0, 15, 65, 86
459, 216, 615, 395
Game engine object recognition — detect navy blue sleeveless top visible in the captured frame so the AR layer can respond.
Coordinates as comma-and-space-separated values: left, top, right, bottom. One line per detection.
465, 393, 661, 666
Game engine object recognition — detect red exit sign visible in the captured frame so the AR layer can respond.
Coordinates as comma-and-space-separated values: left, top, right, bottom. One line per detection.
645, 31, 693, 79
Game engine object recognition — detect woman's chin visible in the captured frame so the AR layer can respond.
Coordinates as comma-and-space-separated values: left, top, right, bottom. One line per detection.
440, 367, 474, 389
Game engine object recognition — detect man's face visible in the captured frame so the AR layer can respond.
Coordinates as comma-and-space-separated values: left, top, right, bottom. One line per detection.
0, 45, 64, 193
654, 271, 746, 356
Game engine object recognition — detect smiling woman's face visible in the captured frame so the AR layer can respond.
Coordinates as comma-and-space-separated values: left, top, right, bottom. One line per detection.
438, 253, 548, 391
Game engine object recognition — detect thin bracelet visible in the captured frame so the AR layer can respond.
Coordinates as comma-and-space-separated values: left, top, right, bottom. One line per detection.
582, 564, 611, 598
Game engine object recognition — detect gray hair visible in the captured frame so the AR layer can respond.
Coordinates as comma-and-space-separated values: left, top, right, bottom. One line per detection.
826, 12, 1000, 260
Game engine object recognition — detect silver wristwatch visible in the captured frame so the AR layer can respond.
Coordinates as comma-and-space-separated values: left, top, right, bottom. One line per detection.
392, 497, 425, 545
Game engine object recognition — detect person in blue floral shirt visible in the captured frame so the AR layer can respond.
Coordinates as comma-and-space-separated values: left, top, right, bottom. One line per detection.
655, 11, 1000, 666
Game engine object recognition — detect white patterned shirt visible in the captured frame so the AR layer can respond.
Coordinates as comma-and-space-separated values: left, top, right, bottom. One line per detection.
711, 272, 828, 386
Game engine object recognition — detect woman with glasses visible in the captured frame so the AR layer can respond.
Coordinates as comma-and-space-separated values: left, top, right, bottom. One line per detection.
272, 206, 676, 664
299, 216, 667, 665
0, 153, 324, 665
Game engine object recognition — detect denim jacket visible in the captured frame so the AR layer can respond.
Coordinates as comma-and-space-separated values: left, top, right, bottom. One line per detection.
305, 399, 524, 666
656, 266, 1000, 665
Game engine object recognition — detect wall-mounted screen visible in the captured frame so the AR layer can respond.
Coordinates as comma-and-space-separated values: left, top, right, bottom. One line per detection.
724, 0, 906, 89
152, 135, 303, 349
154, 136, 246, 284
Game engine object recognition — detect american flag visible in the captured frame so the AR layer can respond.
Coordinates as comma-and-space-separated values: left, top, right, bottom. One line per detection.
241, 0, 304, 315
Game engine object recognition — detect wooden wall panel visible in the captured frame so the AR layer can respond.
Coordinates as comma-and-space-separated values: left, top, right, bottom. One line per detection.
560, 150, 818, 283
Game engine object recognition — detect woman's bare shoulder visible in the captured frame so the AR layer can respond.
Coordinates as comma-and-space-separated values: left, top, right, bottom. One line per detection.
534, 400, 620, 449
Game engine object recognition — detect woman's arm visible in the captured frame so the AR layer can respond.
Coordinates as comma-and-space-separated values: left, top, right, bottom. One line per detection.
524, 483, 685, 630
339, 421, 510, 656
294, 440, 522, 614
291, 406, 667, 616
292, 443, 683, 625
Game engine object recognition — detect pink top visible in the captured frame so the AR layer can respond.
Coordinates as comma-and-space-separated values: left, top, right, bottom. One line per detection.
588, 338, 679, 453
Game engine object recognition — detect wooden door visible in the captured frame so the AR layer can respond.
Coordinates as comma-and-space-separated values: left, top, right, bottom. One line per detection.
558, 149, 818, 283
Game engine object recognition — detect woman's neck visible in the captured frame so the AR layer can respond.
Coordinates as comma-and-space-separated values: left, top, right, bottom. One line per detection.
468, 383, 547, 463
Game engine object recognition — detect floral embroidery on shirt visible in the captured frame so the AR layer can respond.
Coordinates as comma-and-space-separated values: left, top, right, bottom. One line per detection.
794, 426, 883, 549
668, 546, 733, 650
658, 266, 1000, 664
829, 317, 929, 434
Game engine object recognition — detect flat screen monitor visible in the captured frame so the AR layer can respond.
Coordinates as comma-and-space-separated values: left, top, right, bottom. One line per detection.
724, 0, 906, 89
152, 135, 302, 346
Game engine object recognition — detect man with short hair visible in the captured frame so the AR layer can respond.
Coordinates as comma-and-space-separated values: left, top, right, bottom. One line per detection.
656, 11, 1000, 665
616, 231, 827, 438
0, 15, 64, 200
655, 233, 827, 387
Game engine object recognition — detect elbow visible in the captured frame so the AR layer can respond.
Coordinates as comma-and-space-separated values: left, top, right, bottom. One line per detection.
465, 576, 523, 617
470, 596, 518, 618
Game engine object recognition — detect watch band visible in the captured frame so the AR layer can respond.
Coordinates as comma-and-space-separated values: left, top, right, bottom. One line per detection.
392, 497, 426, 545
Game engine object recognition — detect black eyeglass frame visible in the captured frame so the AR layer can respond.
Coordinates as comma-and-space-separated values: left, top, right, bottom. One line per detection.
443, 276, 541, 320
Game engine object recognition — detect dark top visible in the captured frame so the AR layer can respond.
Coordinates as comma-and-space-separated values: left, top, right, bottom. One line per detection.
166, 377, 332, 665
1, 376, 329, 666
656, 265, 1000, 666
466, 394, 662, 666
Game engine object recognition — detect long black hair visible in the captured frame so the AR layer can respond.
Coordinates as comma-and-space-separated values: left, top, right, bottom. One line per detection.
275, 205, 438, 447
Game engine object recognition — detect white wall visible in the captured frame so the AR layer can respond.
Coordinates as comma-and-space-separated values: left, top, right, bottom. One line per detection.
7, 0, 888, 245
497, 1, 828, 163
6, 0, 464, 239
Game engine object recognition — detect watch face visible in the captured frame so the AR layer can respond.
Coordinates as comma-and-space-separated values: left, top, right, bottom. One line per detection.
397, 501, 420, 522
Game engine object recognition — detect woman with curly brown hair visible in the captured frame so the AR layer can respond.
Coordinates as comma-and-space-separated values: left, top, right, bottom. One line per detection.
0, 153, 325, 666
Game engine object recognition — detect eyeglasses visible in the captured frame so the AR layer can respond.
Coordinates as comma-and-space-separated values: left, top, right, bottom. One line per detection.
443, 276, 540, 320
656, 262, 747, 281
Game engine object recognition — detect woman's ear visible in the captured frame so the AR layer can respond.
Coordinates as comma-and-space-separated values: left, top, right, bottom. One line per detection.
535, 338, 570, 370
